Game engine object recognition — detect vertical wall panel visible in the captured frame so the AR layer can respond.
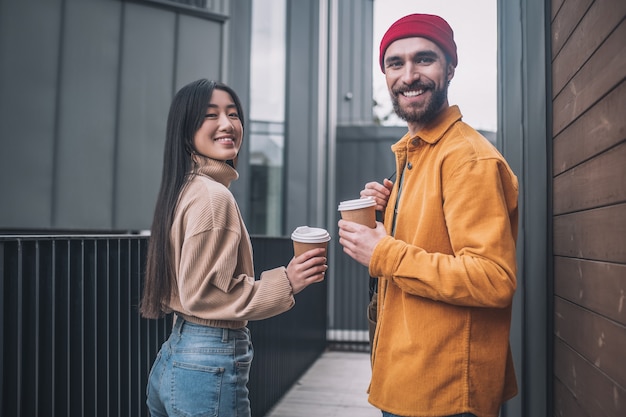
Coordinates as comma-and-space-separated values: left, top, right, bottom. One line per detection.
498, 0, 550, 415
175, 14, 223, 89
284, 0, 322, 233
0, 0, 62, 228
335, 0, 373, 125
54, 0, 123, 228
330, 126, 398, 342
115, 4, 176, 230
227, 0, 253, 216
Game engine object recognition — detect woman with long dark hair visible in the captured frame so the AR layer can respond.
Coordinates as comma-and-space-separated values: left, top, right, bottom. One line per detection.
141, 79, 327, 417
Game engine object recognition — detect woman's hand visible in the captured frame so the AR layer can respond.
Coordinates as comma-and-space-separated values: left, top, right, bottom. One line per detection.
286, 248, 327, 294
360, 178, 394, 212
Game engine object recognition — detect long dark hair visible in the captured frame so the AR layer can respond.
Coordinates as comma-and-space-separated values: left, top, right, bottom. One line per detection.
140, 79, 245, 319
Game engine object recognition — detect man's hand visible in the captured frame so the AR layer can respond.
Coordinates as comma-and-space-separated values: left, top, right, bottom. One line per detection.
360, 178, 394, 212
337, 220, 387, 267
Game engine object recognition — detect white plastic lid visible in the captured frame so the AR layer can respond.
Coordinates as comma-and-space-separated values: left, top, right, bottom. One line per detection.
337, 197, 375, 211
291, 226, 331, 243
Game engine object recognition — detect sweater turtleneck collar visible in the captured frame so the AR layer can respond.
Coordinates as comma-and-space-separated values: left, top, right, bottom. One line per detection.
192, 156, 239, 188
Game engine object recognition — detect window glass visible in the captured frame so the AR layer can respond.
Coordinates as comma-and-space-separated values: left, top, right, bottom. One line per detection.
249, 0, 287, 235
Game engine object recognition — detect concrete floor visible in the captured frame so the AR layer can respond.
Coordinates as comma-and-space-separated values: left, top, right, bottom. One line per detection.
264, 350, 381, 417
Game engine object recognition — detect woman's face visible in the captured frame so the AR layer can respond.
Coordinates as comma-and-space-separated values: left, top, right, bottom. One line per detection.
192, 89, 243, 162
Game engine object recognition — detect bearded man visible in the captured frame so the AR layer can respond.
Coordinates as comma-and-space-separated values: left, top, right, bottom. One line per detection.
338, 14, 519, 417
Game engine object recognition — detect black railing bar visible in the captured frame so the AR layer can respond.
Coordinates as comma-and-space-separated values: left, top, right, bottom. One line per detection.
50, 239, 58, 415
34, 241, 41, 417
0, 233, 150, 242
16, 240, 23, 417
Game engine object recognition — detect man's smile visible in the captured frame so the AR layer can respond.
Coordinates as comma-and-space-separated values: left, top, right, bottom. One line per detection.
401, 89, 425, 98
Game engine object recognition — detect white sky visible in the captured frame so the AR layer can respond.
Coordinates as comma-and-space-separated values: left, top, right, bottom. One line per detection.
373, 0, 498, 131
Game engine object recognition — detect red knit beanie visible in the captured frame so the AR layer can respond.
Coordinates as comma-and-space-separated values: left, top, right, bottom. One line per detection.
379, 14, 457, 72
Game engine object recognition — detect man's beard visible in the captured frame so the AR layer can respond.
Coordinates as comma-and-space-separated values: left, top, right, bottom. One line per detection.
391, 81, 448, 126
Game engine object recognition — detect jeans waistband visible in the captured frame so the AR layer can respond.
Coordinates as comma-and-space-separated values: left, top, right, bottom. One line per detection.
172, 316, 249, 341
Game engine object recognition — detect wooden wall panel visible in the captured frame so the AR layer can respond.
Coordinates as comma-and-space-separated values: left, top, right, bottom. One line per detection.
553, 338, 625, 417
552, 0, 624, 95
552, 80, 626, 176
553, 379, 589, 417
554, 297, 626, 387
551, 0, 592, 60
552, 2, 626, 416
554, 257, 626, 325
552, 0, 565, 21
552, 20, 626, 135
553, 141, 626, 214
553, 204, 626, 262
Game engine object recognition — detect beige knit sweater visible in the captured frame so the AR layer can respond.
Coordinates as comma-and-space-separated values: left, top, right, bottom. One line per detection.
165, 157, 295, 329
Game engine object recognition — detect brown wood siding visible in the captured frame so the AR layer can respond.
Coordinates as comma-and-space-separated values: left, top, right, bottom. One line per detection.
554, 337, 625, 416
551, 0, 626, 416
553, 81, 626, 176
553, 142, 626, 213
553, 19, 625, 135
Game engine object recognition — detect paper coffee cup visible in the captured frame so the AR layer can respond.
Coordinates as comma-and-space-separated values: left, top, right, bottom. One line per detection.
291, 226, 331, 257
338, 197, 376, 228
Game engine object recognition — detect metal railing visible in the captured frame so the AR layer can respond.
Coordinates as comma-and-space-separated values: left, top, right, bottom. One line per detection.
0, 234, 327, 417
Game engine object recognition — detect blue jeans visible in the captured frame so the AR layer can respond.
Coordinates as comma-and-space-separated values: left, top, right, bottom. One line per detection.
146, 318, 254, 417
382, 413, 477, 417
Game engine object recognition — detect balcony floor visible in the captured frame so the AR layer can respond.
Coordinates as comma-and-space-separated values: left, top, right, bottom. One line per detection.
265, 350, 380, 417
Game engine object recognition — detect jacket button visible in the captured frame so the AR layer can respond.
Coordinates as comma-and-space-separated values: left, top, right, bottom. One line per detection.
407, 162, 413, 169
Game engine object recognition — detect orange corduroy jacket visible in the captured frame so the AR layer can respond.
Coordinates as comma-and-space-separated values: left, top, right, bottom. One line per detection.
368, 105, 519, 417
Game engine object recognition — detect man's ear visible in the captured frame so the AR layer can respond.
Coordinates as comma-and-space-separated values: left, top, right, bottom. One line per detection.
447, 64, 455, 83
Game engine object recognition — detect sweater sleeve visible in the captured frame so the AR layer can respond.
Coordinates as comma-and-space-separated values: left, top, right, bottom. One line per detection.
177, 229, 295, 321
173, 178, 295, 323
370, 157, 518, 308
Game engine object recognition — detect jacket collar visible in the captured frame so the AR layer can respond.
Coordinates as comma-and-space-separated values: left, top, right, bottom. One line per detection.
391, 105, 463, 152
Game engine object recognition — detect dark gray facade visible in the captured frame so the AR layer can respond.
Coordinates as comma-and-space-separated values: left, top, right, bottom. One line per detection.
0, 0, 377, 234
499, 0, 551, 415
0, 0, 249, 231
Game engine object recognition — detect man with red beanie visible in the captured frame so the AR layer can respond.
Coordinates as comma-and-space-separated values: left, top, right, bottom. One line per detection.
338, 13, 519, 417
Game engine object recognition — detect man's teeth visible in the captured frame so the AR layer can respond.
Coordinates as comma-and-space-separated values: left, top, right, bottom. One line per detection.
403, 90, 424, 97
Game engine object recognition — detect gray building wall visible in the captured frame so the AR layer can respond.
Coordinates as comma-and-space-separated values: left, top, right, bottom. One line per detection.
498, 0, 550, 415
0, 0, 375, 234
0, 0, 251, 231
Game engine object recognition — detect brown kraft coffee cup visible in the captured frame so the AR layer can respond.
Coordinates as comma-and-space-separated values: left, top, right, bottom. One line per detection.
291, 226, 331, 257
338, 197, 376, 228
